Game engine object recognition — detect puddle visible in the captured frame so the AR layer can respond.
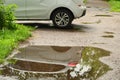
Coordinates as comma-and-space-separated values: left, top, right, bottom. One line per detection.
14, 46, 83, 63
92, 42, 106, 44
10, 60, 66, 72
104, 31, 114, 34
102, 35, 114, 38
0, 46, 111, 80
51, 46, 71, 52
95, 14, 113, 17
81, 20, 101, 24
2, 60, 69, 80
102, 31, 114, 38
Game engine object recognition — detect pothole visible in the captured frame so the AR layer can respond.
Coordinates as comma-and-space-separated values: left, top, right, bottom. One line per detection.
92, 42, 106, 44
0, 46, 111, 80
102, 31, 114, 38
10, 60, 66, 72
51, 46, 71, 53
102, 35, 114, 38
104, 31, 114, 34
81, 20, 101, 24
95, 14, 113, 17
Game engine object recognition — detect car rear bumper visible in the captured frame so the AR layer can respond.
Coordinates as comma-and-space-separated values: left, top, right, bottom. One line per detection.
80, 9, 86, 17
73, 5, 86, 18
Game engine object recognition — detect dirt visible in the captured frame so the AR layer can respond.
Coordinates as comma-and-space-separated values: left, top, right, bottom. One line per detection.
1, 0, 120, 80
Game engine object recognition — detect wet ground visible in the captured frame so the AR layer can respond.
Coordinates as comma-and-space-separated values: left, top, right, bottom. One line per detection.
14, 46, 82, 64
1, 46, 111, 80
1, 0, 120, 80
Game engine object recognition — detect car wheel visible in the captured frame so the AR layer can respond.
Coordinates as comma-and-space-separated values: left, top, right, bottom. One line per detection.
52, 9, 73, 28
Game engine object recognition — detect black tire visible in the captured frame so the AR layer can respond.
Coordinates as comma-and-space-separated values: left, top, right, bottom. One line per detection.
52, 9, 73, 28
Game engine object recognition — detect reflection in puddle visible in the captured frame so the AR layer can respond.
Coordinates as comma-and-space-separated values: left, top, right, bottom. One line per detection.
51, 46, 71, 52
14, 46, 82, 63
1, 46, 111, 80
11, 60, 66, 72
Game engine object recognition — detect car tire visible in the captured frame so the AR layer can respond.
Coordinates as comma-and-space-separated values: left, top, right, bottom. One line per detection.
52, 9, 73, 28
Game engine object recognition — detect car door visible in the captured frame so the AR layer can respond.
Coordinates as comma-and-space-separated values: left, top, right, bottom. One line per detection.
5, 0, 26, 19
26, 0, 56, 19
26, 0, 42, 19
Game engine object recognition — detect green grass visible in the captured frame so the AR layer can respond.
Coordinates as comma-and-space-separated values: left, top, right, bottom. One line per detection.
109, 0, 120, 12
0, 24, 33, 63
83, 0, 87, 3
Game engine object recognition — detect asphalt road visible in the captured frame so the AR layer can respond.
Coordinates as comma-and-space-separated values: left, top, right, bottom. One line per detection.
26, 0, 120, 80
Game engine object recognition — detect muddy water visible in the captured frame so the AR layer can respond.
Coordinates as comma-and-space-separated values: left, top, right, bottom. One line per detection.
1, 46, 111, 80
11, 60, 66, 72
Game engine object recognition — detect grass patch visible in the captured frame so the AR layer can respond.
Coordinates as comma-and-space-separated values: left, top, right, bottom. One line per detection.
0, 24, 33, 63
84, 0, 87, 3
109, 0, 120, 12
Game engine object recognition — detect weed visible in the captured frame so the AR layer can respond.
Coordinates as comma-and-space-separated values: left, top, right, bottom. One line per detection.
109, 0, 120, 12
0, 25, 33, 63
0, 1, 34, 63
0, 4, 17, 29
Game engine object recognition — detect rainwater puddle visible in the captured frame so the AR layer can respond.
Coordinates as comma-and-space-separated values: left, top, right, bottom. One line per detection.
102, 35, 114, 38
104, 31, 114, 34
11, 60, 66, 72
102, 31, 114, 38
1, 46, 111, 80
95, 14, 113, 17
13, 46, 83, 63
81, 20, 101, 24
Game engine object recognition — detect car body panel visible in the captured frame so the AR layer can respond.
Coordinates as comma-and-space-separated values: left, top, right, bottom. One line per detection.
56, 0, 86, 18
5, 0, 26, 19
5, 0, 86, 20
26, 0, 56, 19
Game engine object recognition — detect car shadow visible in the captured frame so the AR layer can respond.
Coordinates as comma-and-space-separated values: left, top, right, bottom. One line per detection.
21, 22, 92, 33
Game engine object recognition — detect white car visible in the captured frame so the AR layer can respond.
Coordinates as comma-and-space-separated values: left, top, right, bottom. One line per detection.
5, 0, 86, 27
